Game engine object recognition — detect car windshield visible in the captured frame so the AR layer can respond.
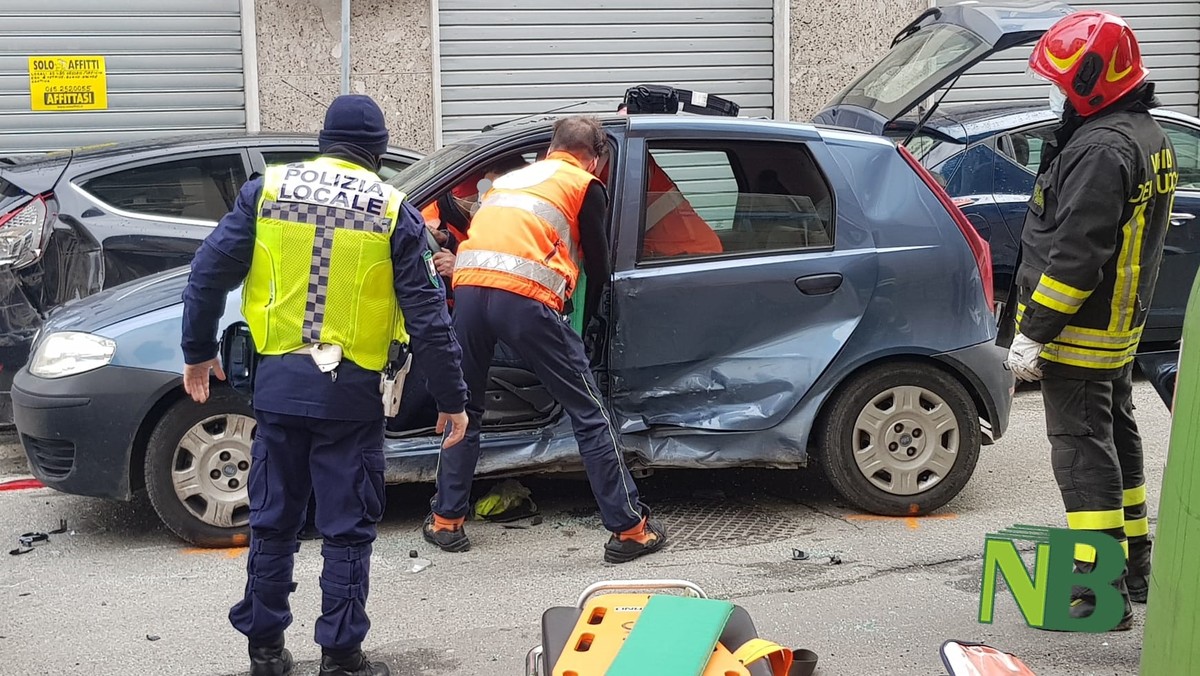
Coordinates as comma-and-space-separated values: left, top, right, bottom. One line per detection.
830, 24, 988, 123
387, 139, 486, 194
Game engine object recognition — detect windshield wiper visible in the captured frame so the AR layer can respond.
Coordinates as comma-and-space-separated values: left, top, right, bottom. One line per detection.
892, 7, 941, 46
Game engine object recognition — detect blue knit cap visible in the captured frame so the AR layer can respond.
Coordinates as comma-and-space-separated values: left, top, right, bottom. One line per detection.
318, 94, 389, 157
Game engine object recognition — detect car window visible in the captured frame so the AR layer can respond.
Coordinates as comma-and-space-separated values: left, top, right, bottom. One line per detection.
828, 24, 987, 123
641, 141, 834, 262
998, 126, 1057, 174
1161, 122, 1200, 191
81, 154, 247, 222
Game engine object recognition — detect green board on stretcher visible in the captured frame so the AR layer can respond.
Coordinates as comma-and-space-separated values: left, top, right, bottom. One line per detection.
1141, 270, 1200, 673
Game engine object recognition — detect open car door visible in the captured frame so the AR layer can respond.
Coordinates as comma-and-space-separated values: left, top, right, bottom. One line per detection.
812, 1, 1073, 135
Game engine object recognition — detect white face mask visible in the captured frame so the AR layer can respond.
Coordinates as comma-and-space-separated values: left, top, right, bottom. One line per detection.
1049, 86, 1067, 119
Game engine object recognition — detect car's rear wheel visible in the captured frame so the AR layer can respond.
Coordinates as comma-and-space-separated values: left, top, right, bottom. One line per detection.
145, 389, 254, 547
815, 362, 981, 516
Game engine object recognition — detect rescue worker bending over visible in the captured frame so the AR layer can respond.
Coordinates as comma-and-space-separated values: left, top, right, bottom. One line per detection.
1005, 12, 1177, 630
181, 94, 469, 675
616, 102, 723, 258
424, 115, 669, 563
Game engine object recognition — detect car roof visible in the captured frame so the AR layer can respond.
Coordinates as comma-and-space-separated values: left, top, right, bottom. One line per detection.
914, 102, 1200, 145
456, 112, 885, 149
3, 131, 421, 171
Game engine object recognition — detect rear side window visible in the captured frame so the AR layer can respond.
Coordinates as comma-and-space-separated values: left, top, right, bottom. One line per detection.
81, 154, 247, 222
1161, 122, 1200, 191
640, 140, 834, 262
998, 126, 1057, 174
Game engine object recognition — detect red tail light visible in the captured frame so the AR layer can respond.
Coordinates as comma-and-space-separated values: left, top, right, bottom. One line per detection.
897, 145, 994, 309
0, 193, 54, 268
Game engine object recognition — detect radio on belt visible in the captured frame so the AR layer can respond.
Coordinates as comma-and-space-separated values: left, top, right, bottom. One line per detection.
622, 84, 740, 117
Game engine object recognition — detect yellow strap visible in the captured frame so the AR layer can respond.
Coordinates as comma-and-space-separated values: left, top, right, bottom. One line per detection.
733, 638, 793, 676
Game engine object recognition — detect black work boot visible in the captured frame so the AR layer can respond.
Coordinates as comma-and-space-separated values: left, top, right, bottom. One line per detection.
1127, 539, 1152, 604
249, 638, 294, 676
603, 513, 669, 564
422, 513, 470, 553
1063, 561, 1134, 632
320, 650, 390, 676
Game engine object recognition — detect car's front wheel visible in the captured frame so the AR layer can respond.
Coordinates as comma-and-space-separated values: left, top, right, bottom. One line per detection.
815, 362, 981, 516
145, 389, 254, 547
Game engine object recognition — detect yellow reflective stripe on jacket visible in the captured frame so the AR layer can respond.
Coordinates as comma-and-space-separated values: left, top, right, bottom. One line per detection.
1066, 510, 1125, 531
1124, 485, 1147, 507
1041, 342, 1137, 369
1032, 274, 1090, 315
1111, 203, 1148, 332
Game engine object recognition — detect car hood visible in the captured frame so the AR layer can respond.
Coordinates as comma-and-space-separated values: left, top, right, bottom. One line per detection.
43, 266, 190, 334
813, 0, 1072, 135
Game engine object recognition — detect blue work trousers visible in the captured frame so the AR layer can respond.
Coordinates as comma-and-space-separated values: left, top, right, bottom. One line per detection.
229, 410, 385, 652
432, 286, 644, 532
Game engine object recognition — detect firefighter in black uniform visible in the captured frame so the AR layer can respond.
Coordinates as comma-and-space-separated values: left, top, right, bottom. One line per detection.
1006, 11, 1179, 630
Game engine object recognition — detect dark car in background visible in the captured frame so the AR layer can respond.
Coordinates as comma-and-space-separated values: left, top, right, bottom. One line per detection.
888, 102, 1200, 345
811, 0, 1200, 346
0, 135, 419, 420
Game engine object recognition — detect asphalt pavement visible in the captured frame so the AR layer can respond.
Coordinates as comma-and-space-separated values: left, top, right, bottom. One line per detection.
0, 382, 1172, 676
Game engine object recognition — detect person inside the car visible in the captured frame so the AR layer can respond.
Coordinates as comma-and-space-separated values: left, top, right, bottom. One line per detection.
615, 102, 724, 259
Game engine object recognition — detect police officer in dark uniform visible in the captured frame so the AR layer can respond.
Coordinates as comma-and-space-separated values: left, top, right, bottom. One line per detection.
1005, 12, 1178, 630
182, 94, 469, 675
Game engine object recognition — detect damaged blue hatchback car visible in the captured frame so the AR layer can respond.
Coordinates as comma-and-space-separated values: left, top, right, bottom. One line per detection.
13, 112, 1013, 546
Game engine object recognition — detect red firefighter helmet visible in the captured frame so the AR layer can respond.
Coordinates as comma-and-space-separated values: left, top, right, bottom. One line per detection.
1028, 11, 1148, 117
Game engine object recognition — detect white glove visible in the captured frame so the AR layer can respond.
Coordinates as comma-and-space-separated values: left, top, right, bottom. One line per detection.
1006, 333, 1045, 382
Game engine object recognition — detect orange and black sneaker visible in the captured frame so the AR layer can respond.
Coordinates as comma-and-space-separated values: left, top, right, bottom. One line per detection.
422, 512, 470, 553
603, 515, 669, 563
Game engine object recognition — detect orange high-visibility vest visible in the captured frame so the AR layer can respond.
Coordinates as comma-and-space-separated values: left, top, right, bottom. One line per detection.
421, 199, 469, 245
642, 159, 723, 257
452, 151, 592, 311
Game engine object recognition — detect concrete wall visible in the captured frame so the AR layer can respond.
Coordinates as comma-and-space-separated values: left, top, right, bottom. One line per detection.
253, 0, 437, 152
252, 0, 924, 150
788, 0, 928, 121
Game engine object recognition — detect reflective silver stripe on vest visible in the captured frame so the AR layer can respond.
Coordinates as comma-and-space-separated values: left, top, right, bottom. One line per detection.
645, 189, 687, 232
455, 249, 568, 302
480, 192, 575, 251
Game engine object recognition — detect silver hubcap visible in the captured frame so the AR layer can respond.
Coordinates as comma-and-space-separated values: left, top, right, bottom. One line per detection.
171, 413, 256, 528
852, 385, 959, 496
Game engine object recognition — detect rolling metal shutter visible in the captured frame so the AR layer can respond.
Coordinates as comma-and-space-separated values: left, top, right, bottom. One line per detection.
0, 0, 248, 155
939, 1, 1200, 115
437, 0, 776, 145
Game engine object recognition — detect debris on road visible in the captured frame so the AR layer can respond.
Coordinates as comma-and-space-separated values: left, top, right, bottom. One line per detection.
473, 479, 539, 522
146, 635, 160, 642
791, 548, 809, 561
0, 478, 44, 492
48, 519, 67, 535
404, 557, 431, 574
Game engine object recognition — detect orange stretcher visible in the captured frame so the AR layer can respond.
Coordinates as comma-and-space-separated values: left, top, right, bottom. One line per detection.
524, 580, 817, 676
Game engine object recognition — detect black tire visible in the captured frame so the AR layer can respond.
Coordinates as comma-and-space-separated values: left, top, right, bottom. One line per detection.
145, 388, 255, 547
815, 362, 981, 516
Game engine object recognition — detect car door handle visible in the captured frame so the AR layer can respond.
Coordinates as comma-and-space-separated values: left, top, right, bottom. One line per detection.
1171, 212, 1195, 227
795, 273, 843, 296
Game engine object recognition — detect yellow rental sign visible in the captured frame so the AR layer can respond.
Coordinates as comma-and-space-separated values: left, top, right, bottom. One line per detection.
28, 55, 108, 111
